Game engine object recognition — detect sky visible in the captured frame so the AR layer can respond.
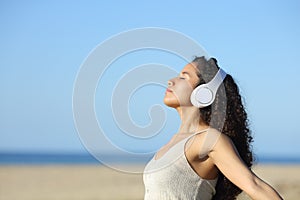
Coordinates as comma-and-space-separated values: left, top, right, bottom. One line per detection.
0, 0, 300, 158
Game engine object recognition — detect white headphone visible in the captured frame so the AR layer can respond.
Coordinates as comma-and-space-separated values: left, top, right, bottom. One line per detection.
190, 68, 227, 108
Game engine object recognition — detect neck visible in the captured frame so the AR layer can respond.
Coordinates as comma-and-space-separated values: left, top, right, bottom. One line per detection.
175, 106, 209, 134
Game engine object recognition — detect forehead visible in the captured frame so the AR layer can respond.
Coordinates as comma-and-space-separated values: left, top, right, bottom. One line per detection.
180, 63, 199, 76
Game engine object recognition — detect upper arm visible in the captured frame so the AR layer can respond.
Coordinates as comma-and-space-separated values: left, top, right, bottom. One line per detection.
208, 132, 283, 200
209, 133, 256, 194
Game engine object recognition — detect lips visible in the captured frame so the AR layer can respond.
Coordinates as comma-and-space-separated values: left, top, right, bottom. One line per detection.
166, 88, 173, 92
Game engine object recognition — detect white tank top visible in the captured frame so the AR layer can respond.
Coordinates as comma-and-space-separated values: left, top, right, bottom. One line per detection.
143, 128, 219, 200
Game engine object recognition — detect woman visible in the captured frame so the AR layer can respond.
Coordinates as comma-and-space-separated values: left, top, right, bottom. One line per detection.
143, 56, 283, 200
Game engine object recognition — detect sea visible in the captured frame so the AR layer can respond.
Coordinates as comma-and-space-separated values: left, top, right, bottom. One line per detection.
0, 152, 299, 165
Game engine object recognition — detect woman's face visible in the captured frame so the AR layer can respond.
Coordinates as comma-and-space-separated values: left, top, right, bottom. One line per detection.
164, 63, 200, 108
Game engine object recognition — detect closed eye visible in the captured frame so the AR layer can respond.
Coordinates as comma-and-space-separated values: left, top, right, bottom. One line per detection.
178, 71, 189, 80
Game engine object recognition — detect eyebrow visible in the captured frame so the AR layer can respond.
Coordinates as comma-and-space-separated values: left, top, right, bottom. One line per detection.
181, 71, 191, 76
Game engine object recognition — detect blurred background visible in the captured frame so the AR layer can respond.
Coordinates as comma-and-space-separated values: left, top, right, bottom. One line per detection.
0, 1, 299, 199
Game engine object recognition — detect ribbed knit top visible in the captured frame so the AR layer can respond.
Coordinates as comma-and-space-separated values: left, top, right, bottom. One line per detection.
143, 128, 218, 200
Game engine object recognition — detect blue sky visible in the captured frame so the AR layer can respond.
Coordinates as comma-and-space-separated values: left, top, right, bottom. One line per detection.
0, 1, 299, 158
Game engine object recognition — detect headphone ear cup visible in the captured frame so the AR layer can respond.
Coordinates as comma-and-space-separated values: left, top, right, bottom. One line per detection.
190, 68, 226, 108
190, 86, 200, 107
190, 84, 214, 108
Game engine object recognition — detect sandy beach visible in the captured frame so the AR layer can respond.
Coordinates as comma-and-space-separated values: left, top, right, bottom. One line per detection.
0, 164, 299, 200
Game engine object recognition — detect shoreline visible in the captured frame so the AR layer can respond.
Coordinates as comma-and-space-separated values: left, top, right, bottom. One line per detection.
1, 152, 300, 165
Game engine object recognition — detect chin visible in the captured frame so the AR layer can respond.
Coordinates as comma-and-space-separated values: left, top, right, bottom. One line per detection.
163, 98, 179, 108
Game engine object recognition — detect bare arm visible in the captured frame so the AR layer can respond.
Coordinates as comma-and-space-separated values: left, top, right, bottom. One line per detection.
209, 133, 283, 200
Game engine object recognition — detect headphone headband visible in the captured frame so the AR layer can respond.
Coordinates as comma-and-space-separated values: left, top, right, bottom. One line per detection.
207, 68, 227, 92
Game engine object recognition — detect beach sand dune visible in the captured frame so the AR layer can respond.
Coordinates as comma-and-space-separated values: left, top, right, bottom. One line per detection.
0, 164, 299, 200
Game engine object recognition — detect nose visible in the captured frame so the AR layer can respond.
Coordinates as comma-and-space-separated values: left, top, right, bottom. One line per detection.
168, 79, 174, 87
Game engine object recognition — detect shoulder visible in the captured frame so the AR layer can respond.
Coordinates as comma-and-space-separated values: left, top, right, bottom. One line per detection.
196, 128, 237, 156
193, 128, 231, 149
210, 130, 235, 151
208, 130, 241, 162
187, 128, 230, 158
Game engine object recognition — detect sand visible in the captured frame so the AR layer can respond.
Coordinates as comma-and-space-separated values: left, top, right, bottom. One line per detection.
0, 164, 299, 200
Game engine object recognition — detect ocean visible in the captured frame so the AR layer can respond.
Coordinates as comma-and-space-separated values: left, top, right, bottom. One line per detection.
0, 152, 299, 165
0, 152, 152, 165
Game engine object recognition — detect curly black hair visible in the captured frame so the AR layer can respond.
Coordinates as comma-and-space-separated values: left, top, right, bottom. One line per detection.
192, 56, 254, 200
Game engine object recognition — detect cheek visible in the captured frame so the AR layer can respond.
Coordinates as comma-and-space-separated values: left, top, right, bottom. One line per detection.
176, 80, 194, 96
176, 85, 194, 103
177, 83, 193, 95
164, 83, 194, 107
